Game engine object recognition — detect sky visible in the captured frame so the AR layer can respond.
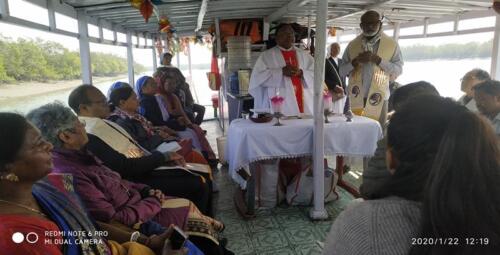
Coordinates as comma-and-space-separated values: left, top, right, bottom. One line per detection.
0, 0, 497, 68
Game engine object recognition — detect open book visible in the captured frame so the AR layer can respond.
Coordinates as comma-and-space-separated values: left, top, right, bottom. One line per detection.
154, 163, 211, 175
155, 141, 181, 154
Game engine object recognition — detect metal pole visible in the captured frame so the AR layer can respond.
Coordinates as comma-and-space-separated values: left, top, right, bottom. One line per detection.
215, 18, 222, 57
98, 19, 104, 43
423, 18, 429, 37
126, 31, 135, 85
164, 33, 169, 53
492, 15, 500, 79
306, 15, 312, 48
152, 35, 158, 71
453, 14, 460, 34
393, 22, 400, 41
176, 38, 181, 67
77, 10, 92, 85
0, 0, 10, 18
309, 0, 328, 220
187, 41, 193, 79
47, 0, 56, 31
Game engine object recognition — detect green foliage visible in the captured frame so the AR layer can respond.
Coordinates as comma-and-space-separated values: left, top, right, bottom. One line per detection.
0, 57, 13, 83
0, 36, 146, 84
402, 40, 493, 61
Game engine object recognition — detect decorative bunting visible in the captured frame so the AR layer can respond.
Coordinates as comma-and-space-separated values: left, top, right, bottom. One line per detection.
130, 0, 154, 23
130, 0, 142, 8
328, 27, 336, 37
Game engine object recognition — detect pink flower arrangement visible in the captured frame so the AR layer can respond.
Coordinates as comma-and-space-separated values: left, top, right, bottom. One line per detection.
271, 95, 284, 104
271, 95, 284, 113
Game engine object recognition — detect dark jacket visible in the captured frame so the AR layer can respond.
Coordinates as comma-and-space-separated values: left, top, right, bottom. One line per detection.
139, 94, 186, 131
325, 57, 346, 91
85, 134, 165, 179
325, 57, 350, 113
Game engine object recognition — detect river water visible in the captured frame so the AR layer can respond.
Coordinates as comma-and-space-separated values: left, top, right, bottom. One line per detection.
0, 58, 492, 115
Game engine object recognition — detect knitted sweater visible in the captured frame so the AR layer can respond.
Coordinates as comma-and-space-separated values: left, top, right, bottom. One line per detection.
323, 197, 421, 255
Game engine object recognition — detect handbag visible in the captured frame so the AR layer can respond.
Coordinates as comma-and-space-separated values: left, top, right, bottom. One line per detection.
254, 160, 281, 208
286, 161, 339, 206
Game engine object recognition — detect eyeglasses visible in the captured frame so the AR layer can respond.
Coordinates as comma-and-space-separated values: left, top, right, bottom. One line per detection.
88, 100, 108, 106
61, 119, 86, 134
360, 21, 381, 27
27, 137, 52, 152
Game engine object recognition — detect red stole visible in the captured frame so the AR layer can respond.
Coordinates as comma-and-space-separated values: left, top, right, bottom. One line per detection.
280, 50, 304, 113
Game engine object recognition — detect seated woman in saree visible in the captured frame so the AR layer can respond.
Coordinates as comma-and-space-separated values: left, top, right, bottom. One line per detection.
26, 103, 230, 255
107, 83, 207, 165
68, 85, 213, 216
0, 112, 189, 255
152, 69, 205, 125
148, 68, 217, 167
134, 76, 209, 161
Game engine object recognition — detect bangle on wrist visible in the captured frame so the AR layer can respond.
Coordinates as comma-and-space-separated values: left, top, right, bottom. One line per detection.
130, 231, 141, 242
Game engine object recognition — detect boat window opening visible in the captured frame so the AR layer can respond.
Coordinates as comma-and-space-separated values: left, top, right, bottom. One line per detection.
132, 35, 139, 46
103, 28, 114, 42
459, 16, 496, 31
8, 0, 49, 26
55, 13, 78, 33
117, 32, 127, 43
399, 26, 424, 36
427, 21, 454, 34
340, 33, 356, 42
87, 24, 99, 38
132, 47, 154, 75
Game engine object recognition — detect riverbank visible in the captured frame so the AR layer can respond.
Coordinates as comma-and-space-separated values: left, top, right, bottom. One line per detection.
0, 75, 126, 103
0, 75, 129, 114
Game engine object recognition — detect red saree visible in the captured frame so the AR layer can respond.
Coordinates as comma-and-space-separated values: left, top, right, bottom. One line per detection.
0, 215, 63, 255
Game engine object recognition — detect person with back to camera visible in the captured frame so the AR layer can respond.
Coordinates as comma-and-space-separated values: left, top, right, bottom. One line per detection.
323, 95, 500, 254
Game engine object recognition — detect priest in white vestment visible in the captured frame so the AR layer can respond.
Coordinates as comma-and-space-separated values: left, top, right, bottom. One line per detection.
249, 24, 315, 116
340, 11, 403, 125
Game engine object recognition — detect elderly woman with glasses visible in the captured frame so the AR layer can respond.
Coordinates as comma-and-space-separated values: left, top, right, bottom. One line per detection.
0, 112, 198, 255
26, 103, 231, 255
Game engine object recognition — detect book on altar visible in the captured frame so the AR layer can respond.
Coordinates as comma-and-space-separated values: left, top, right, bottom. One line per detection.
155, 141, 181, 154
154, 163, 211, 174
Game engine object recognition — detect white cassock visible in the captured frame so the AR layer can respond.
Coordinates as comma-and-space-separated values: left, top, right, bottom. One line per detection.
249, 46, 315, 116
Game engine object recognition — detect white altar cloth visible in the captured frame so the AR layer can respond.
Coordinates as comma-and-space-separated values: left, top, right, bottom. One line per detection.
226, 115, 383, 188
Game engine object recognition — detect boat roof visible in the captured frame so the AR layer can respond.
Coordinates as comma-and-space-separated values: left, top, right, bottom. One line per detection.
61, 0, 494, 37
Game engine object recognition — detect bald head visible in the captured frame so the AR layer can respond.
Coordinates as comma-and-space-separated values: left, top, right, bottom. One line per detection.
330, 43, 340, 58
361, 11, 381, 23
360, 10, 382, 38
461, 69, 491, 97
